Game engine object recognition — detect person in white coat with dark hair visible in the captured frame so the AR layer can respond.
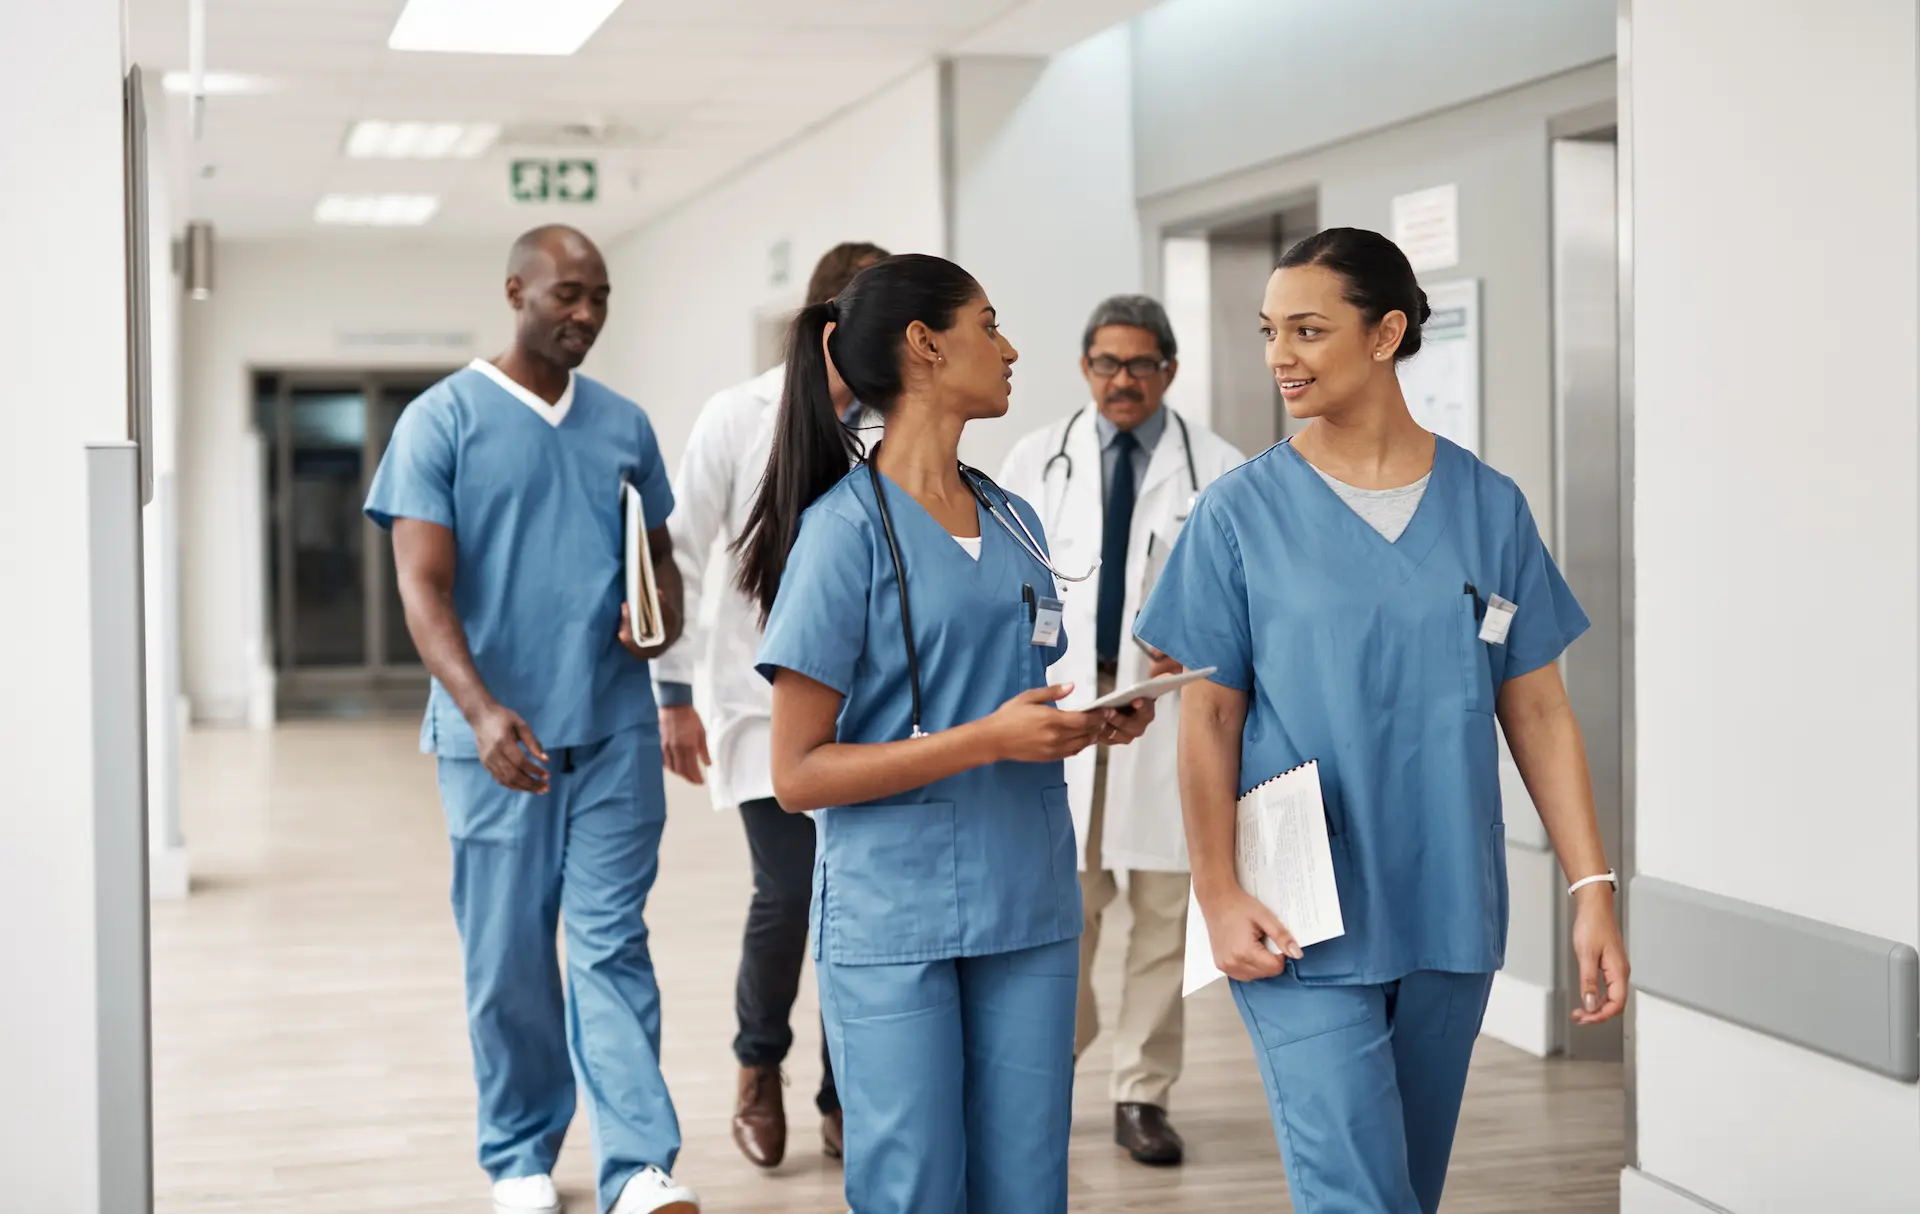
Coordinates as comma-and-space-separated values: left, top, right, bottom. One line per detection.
997, 294, 1243, 1166
652, 241, 887, 1170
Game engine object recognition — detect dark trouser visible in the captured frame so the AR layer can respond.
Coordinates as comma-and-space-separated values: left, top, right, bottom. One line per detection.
734, 797, 838, 1113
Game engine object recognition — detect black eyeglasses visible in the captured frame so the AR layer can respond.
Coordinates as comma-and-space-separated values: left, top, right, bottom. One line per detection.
1087, 354, 1169, 379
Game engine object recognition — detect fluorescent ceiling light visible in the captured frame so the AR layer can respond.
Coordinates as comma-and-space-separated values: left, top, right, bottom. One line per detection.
388, 0, 625, 55
313, 194, 441, 227
345, 120, 500, 160
161, 70, 273, 95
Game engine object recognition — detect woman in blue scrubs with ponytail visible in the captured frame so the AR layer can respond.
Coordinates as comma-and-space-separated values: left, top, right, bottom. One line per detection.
1135, 228, 1630, 1214
733, 253, 1155, 1214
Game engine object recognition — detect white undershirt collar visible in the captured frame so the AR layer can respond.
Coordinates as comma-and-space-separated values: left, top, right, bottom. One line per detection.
469, 357, 575, 427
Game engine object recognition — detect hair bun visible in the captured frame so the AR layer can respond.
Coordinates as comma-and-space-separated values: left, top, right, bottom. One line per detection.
1416, 288, 1432, 325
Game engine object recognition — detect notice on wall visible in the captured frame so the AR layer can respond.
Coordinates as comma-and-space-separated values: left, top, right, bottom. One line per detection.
1398, 278, 1480, 456
1390, 184, 1460, 272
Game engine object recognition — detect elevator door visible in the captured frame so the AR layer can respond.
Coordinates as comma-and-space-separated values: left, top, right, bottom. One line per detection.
1551, 134, 1625, 1063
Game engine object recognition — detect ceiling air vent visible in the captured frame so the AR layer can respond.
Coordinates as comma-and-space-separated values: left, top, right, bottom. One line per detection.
496, 119, 664, 150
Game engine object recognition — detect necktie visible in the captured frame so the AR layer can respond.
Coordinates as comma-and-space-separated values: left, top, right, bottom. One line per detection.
1097, 430, 1138, 662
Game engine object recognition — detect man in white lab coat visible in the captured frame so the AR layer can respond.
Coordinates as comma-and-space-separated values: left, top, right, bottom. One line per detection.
652, 241, 887, 1171
998, 295, 1244, 1167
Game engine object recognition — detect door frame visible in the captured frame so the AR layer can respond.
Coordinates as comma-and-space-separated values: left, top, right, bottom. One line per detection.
259, 366, 455, 712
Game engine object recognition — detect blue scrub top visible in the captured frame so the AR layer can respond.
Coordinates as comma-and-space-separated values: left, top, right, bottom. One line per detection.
1134, 437, 1588, 985
363, 367, 675, 757
755, 469, 1081, 967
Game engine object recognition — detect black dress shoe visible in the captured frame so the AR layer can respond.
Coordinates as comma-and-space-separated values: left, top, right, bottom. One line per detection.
1114, 1102, 1185, 1166
822, 1107, 844, 1161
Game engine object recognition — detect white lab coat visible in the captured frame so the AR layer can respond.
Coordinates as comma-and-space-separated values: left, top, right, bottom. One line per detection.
997, 404, 1245, 872
654, 365, 882, 810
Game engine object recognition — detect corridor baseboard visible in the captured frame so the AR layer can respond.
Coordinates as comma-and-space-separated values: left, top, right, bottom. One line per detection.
1620, 1167, 1734, 1214
1481, 971, 1555, 1057
149, 844, 190, 901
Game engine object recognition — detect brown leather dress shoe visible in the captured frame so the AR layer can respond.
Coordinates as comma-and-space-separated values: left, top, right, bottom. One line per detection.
1114, 1103, 1185, 1166
732, 1065, 787, 1168
821, 1107, 844, 1161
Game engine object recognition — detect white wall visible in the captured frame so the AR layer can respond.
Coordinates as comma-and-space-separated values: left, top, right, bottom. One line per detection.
1130, 0, 1613, 200
596, 66, 946, 473
948, 26, 1143, 476
0, 0, 126, 1203
1629, 0, 1920, 1207
180, 238, 509, 722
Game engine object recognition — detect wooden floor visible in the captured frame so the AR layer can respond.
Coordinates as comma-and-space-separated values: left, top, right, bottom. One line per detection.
153, 721, 1624, 1213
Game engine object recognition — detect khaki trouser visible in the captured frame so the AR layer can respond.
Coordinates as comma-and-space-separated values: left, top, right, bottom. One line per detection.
1075, 670, 1189, 1108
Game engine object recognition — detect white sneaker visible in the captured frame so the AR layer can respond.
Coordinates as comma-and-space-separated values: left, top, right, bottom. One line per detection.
609, 1165, 700, 1214
492, 1174, 561, 1214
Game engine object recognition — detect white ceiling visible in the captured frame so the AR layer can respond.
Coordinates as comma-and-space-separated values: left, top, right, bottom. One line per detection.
128, 0, 1161, 242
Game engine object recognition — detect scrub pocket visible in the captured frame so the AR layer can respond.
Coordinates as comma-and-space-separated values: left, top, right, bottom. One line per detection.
820, 800, 961, 963
1459, 593, 1497, 715
1041, 785, 1080, 929
1233, 970, 1377, 1050
435, 759, 530, 845
1289, 832, 1360, 981
1486, 821, 1511, 957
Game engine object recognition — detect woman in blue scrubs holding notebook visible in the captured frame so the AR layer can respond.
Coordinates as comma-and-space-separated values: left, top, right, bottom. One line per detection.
734, 253, 1155, 1214
1135, 229, 1629, 1214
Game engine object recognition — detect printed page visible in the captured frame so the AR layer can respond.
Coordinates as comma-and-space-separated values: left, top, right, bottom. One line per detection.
1183, 761, 1344, 997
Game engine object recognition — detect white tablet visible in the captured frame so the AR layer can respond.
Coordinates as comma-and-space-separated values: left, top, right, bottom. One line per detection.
1084, 666, 1218, 711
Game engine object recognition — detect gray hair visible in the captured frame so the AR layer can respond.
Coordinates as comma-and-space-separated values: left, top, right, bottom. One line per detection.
1081, 294, 1177, 361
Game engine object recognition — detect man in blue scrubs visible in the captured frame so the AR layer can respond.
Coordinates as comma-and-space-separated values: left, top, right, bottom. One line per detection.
366, 225, 700, 1214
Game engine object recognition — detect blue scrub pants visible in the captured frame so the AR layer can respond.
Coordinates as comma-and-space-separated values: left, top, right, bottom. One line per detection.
817, 938, 1078, 1214
437, 723, 680, 1213
1230, 969, 1495, 1214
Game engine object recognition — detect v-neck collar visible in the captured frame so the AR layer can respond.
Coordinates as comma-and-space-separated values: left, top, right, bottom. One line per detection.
1282, 436, 1452, 580
868, 465, 1004, 587
469, 358, 576, 428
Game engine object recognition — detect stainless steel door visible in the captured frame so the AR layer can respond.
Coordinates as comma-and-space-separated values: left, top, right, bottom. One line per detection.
1551, 134, 1625, 1062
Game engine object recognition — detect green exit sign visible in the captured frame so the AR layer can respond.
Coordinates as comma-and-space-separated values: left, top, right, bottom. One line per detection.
510, 158, 598, 204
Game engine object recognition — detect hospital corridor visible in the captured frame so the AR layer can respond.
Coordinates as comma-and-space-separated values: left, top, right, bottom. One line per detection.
150, 722, 1621, 1212
7, 2, 1920, 1214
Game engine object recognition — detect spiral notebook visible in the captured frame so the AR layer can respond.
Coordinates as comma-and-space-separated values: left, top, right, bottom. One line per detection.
1183, 759, 1346, 997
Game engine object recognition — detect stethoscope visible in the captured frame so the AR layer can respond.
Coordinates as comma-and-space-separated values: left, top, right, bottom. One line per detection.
866, 447, 1097, 738
1041, 406, 1200, 517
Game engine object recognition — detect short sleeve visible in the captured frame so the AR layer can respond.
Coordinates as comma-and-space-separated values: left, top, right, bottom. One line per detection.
365, 391, 457, 531
755, 507, 871, 695
1497, 497, 1590, 682
631, 409, 676, 528
1132, 494, 1254, 692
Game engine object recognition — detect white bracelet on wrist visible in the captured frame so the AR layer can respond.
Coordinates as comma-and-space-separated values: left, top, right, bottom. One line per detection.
1567, 870, 1618, 896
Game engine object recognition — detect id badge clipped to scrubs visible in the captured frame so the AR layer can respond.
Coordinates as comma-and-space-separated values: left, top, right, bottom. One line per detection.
1031, 595, 1064, 647
1479, 593, 1518, 645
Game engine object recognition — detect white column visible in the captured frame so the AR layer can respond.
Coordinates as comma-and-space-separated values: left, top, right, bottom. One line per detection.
0, 0, 129, 1207
141, 68, 189, 899
1628, 0, 1920, 1208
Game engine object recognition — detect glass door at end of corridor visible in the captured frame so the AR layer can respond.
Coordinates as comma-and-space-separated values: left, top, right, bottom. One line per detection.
258, 371, 448, 715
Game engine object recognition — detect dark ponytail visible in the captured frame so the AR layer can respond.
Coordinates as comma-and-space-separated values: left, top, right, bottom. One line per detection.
1278, 227, 1432, 360
732, 252, 982, 623
733, 299, 857, 625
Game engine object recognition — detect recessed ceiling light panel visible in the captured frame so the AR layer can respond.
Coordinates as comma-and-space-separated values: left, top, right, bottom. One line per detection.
345, 120, 501, 160
313, 194, 441, 227
161, 71, 273, 95
388, 0, 626, 56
